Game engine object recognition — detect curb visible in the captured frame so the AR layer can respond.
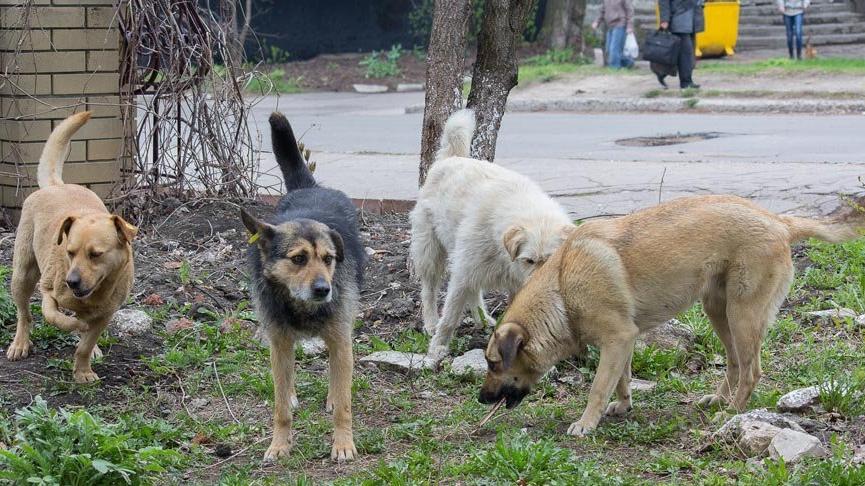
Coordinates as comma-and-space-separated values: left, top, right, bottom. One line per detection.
405, 97, 865, 115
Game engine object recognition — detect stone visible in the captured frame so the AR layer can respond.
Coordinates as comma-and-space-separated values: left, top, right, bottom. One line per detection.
806, 308, 857, 320
360, 351, 436, 371
630, 378, 657, 392
188, 397, 209, 411
777, 385, 821, 413
111, 309, 152, 337
716, 409, 805, 440
353, 83, 388, 94
451, 349, 487, 376
385, 297, 415, 318
737, 419, 783, 457
638, 319, 695, 352
853, 445, 865, 465
856, 314, 865, 326
298, 337, 326, 356
396, 83, 424, 92
767, 429, 828, 463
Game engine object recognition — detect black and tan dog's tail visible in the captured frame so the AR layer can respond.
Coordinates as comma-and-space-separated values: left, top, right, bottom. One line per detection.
37, 111, 92, 188
270, 112, 316, 191
783, 196, 865, 244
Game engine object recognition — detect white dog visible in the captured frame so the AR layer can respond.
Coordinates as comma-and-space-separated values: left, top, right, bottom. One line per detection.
411, 109, 574, 363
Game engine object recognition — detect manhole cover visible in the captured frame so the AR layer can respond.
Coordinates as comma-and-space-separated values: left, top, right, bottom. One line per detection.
615, 132, 725, 147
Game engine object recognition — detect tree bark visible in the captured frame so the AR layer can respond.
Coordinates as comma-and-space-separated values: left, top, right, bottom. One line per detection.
539, 0, 586, 50
466, 0, 535, 163
418, 0, 472, 186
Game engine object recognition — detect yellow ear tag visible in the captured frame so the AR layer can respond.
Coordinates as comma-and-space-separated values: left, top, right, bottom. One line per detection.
248, 232, 261, 244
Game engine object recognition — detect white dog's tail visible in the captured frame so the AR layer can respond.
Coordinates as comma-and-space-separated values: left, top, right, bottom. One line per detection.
37, 111, 92, 188
436, 109, 475, 160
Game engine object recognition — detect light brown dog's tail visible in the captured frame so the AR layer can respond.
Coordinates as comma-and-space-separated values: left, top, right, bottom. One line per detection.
37, 111, 92, 188
783, 197, 865, 244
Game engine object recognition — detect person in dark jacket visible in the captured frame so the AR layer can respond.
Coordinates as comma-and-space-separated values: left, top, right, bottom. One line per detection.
658, 0, 704, 89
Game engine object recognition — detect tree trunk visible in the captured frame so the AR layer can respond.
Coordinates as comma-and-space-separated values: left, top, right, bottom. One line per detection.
418, 0, 472, 186
219, 0, 244, 75
466, 0, 535, 163
539, 0, 586, 50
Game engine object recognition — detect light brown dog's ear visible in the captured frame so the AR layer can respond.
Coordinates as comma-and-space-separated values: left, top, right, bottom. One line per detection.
488, 322, 526, 370
240, 208, 275, 247
560, 224, 575, 240
329, 229, 345, 262
57, 216, 76, 245
113, 215, 138, 244
502, 225, 526, 261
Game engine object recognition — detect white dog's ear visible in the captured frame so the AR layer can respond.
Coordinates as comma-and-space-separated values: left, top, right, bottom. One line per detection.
502, 225, 526, 261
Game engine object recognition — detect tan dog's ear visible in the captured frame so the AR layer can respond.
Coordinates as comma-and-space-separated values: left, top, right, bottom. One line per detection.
560, 224, 575, 240
240, 208, 275, 246
502, 225, 526, 261
113, 215, 138, 244
488, 322, 526, 370
329, 229, 345, 262
57, 216, 76, 245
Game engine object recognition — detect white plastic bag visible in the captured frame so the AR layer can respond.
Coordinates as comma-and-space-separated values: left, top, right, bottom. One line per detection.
624, 32, 639, 60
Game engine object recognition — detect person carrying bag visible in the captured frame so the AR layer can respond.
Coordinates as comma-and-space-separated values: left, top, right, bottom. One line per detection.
657, 0, 704, 89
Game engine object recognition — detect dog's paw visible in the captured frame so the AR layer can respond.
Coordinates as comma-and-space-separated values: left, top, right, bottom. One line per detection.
604, 400, 632, 417
263, 440, 292, 464
331, 439, 357, 463
566, 420, 595, 437
6, 339, 32, 361
422, 321, 438, 336
426, 344, 449, 365
73, 369, 100, 383
697, 394, 727, 409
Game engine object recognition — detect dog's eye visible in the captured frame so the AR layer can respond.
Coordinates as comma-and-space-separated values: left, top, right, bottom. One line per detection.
525, 258, 536, 265
291, 254, 307, 265
323, 255, 334, 265
67, 251, 75, 259
89, 251, 103, 259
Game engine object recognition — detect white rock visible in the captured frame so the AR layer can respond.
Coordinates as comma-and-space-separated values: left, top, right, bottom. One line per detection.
767, 429, 828, 463
737, 419, 783, 457
807, 308, 857, 320
451, 349, 487, 375
856, 314, 865, 326
360, 351, 436, 371
777, 385, 821, 413
716, 409, 805, 440
298, 337, 326, 356
396, 83, 424, 92
364, 247, 376, 257
111, 309, 152, 337
853, 445, 865, 464
631, 378, 657, 392
353, 83, 388, 94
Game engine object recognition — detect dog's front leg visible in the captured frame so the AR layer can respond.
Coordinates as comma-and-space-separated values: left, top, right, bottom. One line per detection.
264, 330, 296, 463
568, 329, 637, 436
40, 291, 88, 332
324, 328, 357, 462
73, 316, 109, 383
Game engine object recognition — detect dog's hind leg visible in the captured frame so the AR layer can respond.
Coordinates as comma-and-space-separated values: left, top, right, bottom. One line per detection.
264, 329, 296, 463
323, 326, 357, 462
466, 290, 494, 326
410, 208, 447, 335
698, 281, 738, 408
7, 244, 39, 361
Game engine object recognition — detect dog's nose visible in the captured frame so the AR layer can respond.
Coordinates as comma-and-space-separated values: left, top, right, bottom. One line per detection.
312, 278, 331, 299
65, 271, 81, 290
478, 389, 498, 405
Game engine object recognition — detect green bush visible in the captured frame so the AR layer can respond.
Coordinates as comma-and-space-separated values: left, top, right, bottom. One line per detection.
0, 397, 183, 485
360, 44, 403, 79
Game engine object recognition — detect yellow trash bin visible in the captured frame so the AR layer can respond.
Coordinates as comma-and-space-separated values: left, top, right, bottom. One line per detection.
655, 0, 741, 58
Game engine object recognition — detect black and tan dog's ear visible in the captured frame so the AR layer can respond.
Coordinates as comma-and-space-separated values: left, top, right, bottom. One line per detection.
57, 216, 76, 245
112, 215, 138, 244
503, 225, 526, 261
329, 228, 345, 262
488, 322, 526, 370
240, 208, 275, 246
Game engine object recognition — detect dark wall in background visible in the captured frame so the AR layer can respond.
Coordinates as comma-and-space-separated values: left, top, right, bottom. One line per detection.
250, 0, 417, 60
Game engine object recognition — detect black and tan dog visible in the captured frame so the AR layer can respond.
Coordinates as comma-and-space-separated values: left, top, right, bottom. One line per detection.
479, 195, 865, 436
241, 113, 364, 462
6, 111, 137, 383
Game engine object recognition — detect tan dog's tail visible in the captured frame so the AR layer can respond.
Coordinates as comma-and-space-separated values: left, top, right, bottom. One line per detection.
436, 108, 475, 160
37, 111, 92, 188
783, 197, 865, 244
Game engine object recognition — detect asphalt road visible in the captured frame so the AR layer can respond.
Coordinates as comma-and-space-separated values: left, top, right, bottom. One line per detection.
250, 92, 865, 218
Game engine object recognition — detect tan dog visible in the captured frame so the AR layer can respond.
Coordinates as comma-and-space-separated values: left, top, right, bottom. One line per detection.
6, 112, 137, 383
479, 195, 864, 436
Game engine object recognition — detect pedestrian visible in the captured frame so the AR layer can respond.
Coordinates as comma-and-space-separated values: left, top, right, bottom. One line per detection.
592, 0, 635, 69
658, 0, 704, 89
778, 0, 809, 59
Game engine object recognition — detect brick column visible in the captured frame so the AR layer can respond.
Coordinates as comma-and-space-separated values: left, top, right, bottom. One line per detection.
0, 0, 128, 221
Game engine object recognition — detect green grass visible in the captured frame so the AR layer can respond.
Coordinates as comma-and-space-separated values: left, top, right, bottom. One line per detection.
699, 57, 865, 75
0, 265, 15, 327
359, 44, 402, 79
245, 69, 303, 94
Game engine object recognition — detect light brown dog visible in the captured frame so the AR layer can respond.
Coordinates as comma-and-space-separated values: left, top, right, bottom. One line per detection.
6, 112, 137, 383
479, 195, 864, 436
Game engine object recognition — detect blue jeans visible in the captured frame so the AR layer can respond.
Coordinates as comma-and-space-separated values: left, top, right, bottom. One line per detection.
783, 13, 804, 59
605, 26, 633, 69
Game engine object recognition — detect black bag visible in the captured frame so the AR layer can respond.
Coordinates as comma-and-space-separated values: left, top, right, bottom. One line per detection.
642, 30, 681, 66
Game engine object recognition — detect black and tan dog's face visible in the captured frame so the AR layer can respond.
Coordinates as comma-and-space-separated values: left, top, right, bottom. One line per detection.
58, 214, 137, 299
479, 322, 542, 409
241, 209, 344, 304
